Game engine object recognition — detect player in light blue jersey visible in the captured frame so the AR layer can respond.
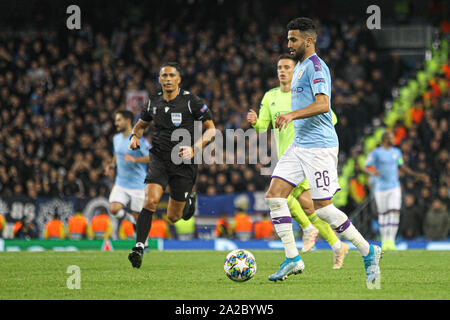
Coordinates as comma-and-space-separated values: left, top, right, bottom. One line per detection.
105, 110, 151, 224
364, 131, 427, 251
265, 17, 382, 285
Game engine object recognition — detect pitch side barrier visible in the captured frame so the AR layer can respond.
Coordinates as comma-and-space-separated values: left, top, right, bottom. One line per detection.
1, 239, 449, 252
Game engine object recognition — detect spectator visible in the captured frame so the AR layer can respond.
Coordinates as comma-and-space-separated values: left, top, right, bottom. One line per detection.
67, 211, 88, 240
232, 206, 253, 241
174, 216, 196, 240
399, 194, 424, 239
215, 213, 231, 238
87, 207, 112, 240
118, 218, 135, 240
253, 212, 274, 240
16, 219, 38, 240
43, 212, 65, 240
424, 199, 449, 240
148, 213, 170, 239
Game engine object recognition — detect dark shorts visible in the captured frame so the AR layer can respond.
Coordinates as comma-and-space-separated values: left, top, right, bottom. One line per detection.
145, 153, 197, 202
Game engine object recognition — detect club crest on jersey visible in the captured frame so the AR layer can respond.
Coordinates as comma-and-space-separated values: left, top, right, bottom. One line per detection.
171, 113, 182, 126
297, 70, 304, 80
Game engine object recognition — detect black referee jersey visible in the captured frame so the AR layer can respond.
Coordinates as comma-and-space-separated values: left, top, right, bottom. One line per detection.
139, 88, 213, 161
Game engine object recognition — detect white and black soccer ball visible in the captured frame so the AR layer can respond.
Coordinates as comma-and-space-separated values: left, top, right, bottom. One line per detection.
224, 249, 257, 282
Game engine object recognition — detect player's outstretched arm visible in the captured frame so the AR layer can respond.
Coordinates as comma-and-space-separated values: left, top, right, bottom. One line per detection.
124, 155, 150, 163
180, 120, 216, 160
129, 119, 149, 150
399, 164, 429, 182
275, 94, 329, 130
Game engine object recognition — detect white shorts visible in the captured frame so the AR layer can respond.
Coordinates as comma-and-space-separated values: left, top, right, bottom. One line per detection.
109, 185, 145, 213
272, 144, 341, 200
374, 187, 402, 214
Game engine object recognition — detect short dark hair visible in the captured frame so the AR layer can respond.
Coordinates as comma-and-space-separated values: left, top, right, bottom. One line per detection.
116, 110, 134, 123
277, 53, 297, 63
160, 62, 183, 77
287, 17, 317, 39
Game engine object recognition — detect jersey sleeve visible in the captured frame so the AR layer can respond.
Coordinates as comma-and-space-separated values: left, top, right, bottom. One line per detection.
190, 95, 212, 122
139, 98, 153, 123
253, 92, 271, 132
308, 61, 329, 97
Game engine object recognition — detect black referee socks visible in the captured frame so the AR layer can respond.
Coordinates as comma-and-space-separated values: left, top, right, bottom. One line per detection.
136, 208, 154, 245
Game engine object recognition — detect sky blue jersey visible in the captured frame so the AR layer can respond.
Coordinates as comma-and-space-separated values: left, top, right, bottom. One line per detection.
291, 53, 338, 148
113, 133, 151, 189
365, 146, 404, 192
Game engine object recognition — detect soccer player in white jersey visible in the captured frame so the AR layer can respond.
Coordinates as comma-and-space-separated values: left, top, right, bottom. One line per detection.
105, 110, 151, 224
265, 17, 382, 284
364, 131, 427, 251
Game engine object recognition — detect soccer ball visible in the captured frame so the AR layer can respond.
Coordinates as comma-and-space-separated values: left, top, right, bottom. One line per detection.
224, 249, 257, 282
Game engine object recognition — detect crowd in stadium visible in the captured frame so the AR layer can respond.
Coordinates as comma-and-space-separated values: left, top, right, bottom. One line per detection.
0, 1, 448, 240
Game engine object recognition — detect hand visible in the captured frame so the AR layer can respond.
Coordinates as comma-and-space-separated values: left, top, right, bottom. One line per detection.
124, 154, 135, 162
247, 109, 258, 125
275, 113, 293, 131
179, 146, 194, 160
129, 135, 140, 150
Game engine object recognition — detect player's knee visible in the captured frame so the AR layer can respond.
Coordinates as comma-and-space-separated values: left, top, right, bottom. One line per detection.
265, 189, 285, 199
109, 203, 122, 215
167, 212, 181, 223
144, 198, 159, 212
313, 199, 332, 211
265, 197, 287, 211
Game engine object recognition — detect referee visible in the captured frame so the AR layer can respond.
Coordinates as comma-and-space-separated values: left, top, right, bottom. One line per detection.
128, 62, 216, 268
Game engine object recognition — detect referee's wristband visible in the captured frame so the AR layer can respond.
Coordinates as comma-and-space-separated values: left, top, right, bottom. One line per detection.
129, 133, 138, 141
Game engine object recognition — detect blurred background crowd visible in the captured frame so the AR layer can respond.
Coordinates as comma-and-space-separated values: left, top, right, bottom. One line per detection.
0, 0, 448, 241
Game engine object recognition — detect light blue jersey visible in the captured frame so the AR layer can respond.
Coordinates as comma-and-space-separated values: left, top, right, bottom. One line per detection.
365, 146, 404, 192
113, 133, 151, 189
291, 53, 338, 148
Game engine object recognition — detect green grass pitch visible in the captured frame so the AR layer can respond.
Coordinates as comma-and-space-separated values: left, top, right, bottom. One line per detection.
0, 250, 449, 300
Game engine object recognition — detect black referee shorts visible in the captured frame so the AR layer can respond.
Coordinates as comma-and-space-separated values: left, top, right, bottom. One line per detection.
145, 153, 197, 202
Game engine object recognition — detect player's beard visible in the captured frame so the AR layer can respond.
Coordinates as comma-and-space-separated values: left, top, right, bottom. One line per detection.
292, 42, 307, 61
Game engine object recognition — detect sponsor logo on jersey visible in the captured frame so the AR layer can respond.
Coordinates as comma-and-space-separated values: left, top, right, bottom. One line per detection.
200, 104, 208, 113
313, 78, 325, 84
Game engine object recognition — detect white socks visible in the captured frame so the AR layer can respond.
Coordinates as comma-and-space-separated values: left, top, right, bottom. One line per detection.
115, 209, 125, 219
379, 211, 400, 242
265, 197, 299, 258
316, 204, 370, 256
331, 241, 342, 254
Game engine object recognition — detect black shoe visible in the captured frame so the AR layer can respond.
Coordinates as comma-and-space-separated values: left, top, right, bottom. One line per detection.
128, 246, 144, 268
182, 191, 197, 221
